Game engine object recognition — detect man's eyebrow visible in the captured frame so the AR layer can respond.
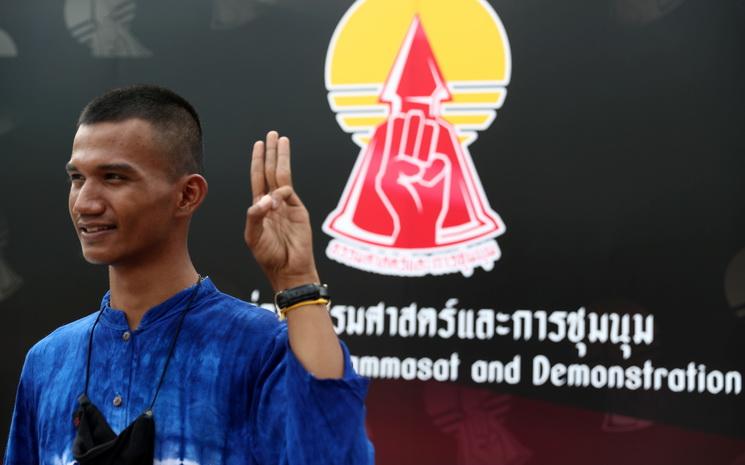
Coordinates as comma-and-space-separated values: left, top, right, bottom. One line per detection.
64, 163, 138, 173
96, 163, 138, 173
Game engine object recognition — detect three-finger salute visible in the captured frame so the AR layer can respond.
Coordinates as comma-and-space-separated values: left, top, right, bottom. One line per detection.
245, 131, 343, 379
245, 131, 319, 291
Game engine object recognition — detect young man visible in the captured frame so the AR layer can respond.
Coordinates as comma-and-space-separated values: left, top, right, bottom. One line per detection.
4, 85, 373, 465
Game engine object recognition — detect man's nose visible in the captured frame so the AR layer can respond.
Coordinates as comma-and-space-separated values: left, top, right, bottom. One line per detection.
71, 182, 106, 216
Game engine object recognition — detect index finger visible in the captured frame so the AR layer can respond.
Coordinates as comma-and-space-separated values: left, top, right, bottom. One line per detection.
251, 140, 266, 203
276, 136, 293, 187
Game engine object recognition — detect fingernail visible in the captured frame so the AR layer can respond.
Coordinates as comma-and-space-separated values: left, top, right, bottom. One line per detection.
258, 195, 272, 209
271, 196, 280, 209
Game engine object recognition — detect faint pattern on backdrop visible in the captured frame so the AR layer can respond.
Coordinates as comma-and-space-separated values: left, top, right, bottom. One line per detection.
0, 215, 22, 303
64, 0, 152, 57
0, 107, 14, 136
211, 0, 277, 30
0, 28, 17, 57
424, 383, 532, 465
602, 412, 654, 432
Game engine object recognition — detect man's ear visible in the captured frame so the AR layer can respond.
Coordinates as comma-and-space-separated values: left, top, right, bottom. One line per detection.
175, 174, 208, 217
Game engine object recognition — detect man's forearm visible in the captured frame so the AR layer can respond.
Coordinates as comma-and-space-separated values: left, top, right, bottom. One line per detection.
285, 304, 344, 379
272, 272, 344, 379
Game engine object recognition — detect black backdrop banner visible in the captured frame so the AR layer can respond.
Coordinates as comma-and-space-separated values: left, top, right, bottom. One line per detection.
1, 1, 744, 464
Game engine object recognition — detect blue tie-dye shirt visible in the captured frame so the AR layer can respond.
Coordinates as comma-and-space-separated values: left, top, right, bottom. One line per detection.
4, 278, 373, 465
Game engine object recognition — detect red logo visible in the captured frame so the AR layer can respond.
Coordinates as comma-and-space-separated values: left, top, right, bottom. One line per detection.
324, 4, 511, 277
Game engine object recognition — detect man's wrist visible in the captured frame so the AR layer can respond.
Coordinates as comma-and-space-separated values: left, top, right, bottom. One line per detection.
270, 272, 321, 293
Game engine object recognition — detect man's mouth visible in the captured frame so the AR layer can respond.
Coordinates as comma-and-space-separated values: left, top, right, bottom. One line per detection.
79, 224, 117, 236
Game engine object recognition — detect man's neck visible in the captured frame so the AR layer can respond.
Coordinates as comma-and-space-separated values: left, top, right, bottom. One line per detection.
108, 253, 200, 330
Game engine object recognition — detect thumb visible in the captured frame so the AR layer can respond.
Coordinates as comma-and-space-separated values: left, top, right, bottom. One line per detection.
270, 185, 299, 207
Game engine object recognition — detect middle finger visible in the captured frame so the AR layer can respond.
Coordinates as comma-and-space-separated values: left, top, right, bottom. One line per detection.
264, 131, 279, 190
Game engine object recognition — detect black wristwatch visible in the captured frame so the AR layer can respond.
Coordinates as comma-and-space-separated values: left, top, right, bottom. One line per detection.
274, 283, 330, 310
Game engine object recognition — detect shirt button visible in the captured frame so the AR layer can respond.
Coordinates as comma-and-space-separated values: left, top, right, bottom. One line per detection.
112, 395, 123, 407
122, 331, 131, 341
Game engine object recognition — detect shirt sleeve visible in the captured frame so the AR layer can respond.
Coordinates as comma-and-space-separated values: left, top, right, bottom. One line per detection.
249, 325, 374, 465
4, 350, 39, 465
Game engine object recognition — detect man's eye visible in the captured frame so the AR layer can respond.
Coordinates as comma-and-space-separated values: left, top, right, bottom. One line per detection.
68, 174, 84, 183
105, 173, 126, 181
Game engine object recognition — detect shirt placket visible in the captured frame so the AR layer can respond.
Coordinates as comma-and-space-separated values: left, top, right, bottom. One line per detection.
102, 325, 135, 432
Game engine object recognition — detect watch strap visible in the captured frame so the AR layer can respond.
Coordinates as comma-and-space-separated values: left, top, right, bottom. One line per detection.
274, 283, 330, 310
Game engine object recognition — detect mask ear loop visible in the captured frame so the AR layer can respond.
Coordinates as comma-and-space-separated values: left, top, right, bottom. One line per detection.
145, 275, 203, 416
83, 309, 106, 399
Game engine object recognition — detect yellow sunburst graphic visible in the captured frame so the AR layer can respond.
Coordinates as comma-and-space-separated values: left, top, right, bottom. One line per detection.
325, 0, 512, 147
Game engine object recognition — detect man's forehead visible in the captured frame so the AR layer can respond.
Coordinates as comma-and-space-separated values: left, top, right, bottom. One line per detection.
70, 119, 169, 170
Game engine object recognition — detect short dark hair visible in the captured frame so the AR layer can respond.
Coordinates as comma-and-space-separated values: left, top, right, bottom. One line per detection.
77, 84, 204, 178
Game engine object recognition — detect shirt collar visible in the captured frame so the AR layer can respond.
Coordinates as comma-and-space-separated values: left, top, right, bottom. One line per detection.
99, 276, 217, 331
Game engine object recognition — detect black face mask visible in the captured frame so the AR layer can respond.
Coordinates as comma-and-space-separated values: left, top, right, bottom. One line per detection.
72, 395, 154, 465
72, 278, 202, 465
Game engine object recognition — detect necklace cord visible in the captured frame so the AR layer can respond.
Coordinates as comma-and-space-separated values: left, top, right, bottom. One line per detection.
148, 276, 202, 411
82, 275, 203, 414
83, 309, 106, 397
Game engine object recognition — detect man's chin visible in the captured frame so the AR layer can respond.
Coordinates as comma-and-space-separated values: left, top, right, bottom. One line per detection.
80, 248, 115, 265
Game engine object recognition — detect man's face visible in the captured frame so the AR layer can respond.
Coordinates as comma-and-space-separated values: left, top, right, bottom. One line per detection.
67, 119, 180, 266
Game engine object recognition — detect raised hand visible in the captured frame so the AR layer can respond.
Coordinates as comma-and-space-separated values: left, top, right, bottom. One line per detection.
245, 131, 342, 378
244, 131, 319, 291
